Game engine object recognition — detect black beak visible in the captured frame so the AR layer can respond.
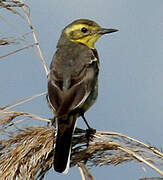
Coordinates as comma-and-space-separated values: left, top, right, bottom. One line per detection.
97, 28, 118, 35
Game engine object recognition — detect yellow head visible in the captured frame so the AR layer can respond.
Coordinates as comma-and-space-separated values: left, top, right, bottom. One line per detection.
62, 19, 118, 49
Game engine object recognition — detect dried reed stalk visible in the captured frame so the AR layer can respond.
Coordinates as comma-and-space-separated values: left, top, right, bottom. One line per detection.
0, 123, 162, 180
0, 0, 24, 18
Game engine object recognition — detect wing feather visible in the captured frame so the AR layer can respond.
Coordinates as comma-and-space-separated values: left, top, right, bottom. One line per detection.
48, 44, 98, 117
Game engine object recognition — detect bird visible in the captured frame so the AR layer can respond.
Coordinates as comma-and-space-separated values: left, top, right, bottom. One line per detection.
47, 19, 118, 173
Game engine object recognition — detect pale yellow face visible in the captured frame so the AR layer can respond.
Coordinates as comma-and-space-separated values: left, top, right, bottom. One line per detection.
64, 23, 102, 49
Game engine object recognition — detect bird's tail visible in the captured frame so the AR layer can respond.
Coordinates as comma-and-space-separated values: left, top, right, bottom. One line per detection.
53, 114, 77, 173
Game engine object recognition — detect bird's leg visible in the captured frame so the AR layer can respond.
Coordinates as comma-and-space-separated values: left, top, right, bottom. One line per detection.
81, 114, 96, 147
51, 116, 56, 126
81, 114, 91, 129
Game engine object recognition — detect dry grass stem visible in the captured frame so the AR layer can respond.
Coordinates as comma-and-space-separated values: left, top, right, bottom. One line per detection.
0, 43, 36, 59
1, 91, 47, 111
0, 125, 162, 179
0, 31, 33, 46
0, 38, 15, 45
22, 5, 49, 76
98, 131, 163, 158
0, 110, 50, 126
0, 0, 25, 18
0, 14, 34, 46
78, 162, 95, 180
0, 1, 48, 73
94, 133, 163, 175
0, 127, 54, 180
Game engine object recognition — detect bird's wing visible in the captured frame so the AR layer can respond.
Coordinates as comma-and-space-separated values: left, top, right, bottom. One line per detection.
48, 47, 98, 117
57, 65, 95, 116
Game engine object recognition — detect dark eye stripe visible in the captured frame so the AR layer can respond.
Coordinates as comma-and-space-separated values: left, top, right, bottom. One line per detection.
81, 27, 88, 33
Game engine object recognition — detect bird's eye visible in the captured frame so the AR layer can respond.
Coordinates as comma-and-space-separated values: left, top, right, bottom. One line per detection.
81, 27, 88, 33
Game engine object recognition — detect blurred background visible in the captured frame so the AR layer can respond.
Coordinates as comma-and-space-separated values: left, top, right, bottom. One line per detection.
0, 0, 163, 179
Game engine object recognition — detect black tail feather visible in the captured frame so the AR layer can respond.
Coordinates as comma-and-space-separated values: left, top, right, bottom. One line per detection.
53, 115, 76, 173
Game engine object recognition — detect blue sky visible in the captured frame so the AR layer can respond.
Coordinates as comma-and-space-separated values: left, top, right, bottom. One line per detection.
0, 0, 163, 179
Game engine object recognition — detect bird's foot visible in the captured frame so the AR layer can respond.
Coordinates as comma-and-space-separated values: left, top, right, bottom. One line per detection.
85, 128, 96, 147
